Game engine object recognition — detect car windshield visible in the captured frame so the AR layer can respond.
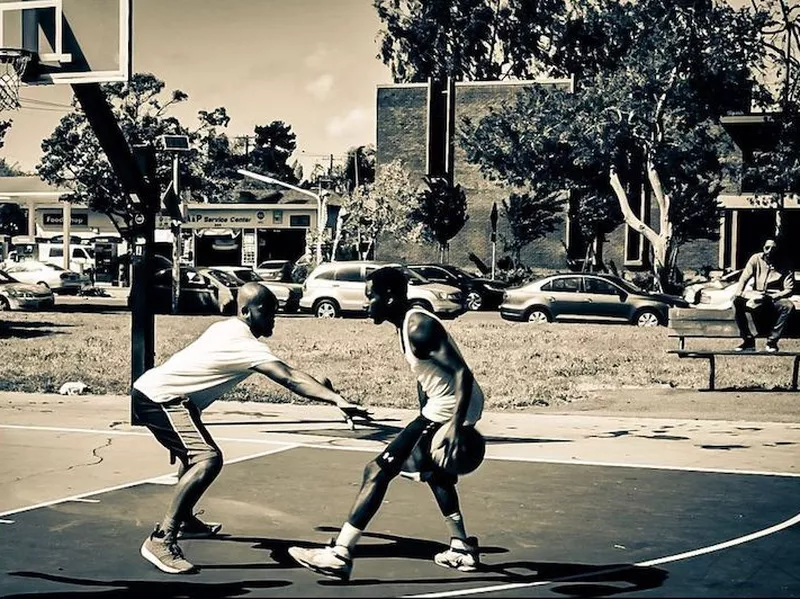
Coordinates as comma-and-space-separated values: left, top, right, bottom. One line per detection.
233, 269, 262, 282
401, 267, 429, 284
209, 269, 241, 286
610, 277, 646, 294
0, 270, 18, 283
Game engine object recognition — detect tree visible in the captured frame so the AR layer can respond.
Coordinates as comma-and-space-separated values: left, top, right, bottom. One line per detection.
37, 73, 233, 239
0, 203, 25, 236
373, 0, 636, 83
501, 189, 565, 267
249, 121, 299, 184
462, 0, 765, 291
336, 159, 420, 260
342, 145, 376, 192
409, 174, 469, 263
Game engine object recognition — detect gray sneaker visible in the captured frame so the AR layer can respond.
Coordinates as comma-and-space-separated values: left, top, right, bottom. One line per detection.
288, 545, 353, 581
178, 513, 222, 539
140, 525, 197, 574
434, 537, 480, 572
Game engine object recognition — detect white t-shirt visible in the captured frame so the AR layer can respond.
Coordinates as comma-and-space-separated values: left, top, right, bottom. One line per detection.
133, 318, 281, 410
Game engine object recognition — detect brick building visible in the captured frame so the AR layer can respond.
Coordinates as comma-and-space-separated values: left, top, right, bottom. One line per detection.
375, 79, 798, 276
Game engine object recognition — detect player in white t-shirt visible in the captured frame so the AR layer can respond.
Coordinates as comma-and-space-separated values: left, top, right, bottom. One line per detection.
289, 266, 485, 581
133, 282, 370, 575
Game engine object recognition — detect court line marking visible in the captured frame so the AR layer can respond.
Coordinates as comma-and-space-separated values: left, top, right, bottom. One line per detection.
2, 423, 800, 479
0, 444, 299, 519
2, 426, 799, 595
403, 510, 800, 598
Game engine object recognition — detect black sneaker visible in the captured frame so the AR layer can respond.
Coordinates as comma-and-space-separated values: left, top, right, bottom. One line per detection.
734, 339, 756, 352
765, 341, 779, 353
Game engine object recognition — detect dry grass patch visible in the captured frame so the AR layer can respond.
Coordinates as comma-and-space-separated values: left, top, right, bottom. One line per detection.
1, 311, 798, 410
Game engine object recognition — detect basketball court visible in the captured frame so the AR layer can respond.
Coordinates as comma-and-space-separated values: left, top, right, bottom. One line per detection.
1, 395, 799, 597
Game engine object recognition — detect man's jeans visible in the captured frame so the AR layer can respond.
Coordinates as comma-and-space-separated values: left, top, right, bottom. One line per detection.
733, 295, 795, 343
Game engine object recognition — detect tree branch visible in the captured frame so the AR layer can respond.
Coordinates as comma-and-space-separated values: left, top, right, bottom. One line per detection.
609, 166, 660, 248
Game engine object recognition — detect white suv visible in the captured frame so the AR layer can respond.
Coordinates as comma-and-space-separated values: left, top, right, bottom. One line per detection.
299, 261, 465, 319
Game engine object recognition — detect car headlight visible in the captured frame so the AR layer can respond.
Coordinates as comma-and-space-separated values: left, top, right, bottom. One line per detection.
5, 289, 19, 297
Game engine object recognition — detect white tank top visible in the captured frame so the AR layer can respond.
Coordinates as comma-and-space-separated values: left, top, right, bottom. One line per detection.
400, 308, 484, 424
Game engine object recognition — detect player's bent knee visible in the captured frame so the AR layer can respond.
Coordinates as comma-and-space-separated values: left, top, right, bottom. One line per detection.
190, 450, 223, 473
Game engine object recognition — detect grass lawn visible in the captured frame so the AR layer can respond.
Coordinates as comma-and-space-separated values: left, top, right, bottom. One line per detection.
1, 309, 798, 410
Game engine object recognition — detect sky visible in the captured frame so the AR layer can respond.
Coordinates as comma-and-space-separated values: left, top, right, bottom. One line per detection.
0, 0, 393, 175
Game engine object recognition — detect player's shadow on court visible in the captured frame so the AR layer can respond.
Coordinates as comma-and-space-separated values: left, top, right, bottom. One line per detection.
248, 419, 570, 445
307, 529, 665, 593
8, 571, 292, 598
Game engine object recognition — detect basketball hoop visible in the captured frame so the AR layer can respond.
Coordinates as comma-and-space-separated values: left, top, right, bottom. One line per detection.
0, 48, 33, 111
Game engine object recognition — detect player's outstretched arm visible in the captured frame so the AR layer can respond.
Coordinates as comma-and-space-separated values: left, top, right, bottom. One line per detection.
251, 361, 373, 425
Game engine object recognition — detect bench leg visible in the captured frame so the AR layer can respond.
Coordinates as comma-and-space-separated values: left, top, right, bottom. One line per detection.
793, 356, 799, 392
708, 355, 716, 391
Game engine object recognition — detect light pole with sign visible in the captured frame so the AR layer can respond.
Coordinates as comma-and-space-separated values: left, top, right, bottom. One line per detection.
236, 169, 326, 264
158, 135, 190, 314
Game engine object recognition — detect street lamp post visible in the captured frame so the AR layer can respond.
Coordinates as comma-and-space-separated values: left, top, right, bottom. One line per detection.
236, 169, 326, 264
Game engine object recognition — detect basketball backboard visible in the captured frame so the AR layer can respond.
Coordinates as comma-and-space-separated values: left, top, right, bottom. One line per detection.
0, 0, 130, 85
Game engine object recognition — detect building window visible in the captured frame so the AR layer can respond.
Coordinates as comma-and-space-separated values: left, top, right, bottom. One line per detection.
290, 215, 311, 227
273, 210, 283, 224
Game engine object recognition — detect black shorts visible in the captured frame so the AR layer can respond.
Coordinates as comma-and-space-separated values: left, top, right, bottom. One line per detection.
131, 388, 221, 467
376, 415, 457, 485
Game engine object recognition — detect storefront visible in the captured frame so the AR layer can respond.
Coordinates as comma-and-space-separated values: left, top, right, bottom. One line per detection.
157, 203, 323, 268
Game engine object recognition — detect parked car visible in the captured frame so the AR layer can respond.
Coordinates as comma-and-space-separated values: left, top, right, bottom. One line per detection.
196, 267, 241, 313
254, 259, 294, 282
407, 263, 509, 311
3, 260, 88, 295
683, 269, 744, 308
210, 265, 302, 313
686, 269, 800, 310
299, 261, 465, 319
500, 272, 690, 326
149, 256, 235, 315
0, 269, 55, 311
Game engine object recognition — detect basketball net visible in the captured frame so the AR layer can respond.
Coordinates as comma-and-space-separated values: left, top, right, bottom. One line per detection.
0, 49, 32, 111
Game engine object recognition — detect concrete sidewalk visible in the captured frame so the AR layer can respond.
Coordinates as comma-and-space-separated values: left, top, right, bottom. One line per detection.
2, 390, 798, 516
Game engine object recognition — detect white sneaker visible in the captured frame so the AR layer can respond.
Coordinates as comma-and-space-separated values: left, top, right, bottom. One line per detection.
434, 536, 480, 572
288, 545, 353, 581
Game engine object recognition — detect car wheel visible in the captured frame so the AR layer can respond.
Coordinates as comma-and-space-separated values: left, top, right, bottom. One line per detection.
526, 307, 551, 324
314, 299, 339, 319
633, 308, 662, 327
0, 297, 10, 311
465, 291, 483, 311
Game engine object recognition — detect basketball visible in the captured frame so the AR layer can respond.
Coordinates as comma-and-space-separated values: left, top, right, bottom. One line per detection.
430, 425, 486, 476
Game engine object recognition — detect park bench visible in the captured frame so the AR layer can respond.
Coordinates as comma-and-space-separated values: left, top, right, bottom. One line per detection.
667, 307, 800, 391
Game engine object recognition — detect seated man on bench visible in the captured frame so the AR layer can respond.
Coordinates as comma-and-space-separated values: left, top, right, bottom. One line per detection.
733, 237, 795, 353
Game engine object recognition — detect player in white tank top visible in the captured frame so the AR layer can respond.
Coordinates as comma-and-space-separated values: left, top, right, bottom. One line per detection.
289, 266, 485, 580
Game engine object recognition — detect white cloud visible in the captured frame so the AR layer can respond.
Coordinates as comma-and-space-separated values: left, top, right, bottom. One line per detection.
326, 107, 369, 137
304, 45, 329, 70
306, 74, 334, 100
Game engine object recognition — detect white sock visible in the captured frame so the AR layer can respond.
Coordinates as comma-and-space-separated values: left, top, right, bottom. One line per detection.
334, 522, 362, 556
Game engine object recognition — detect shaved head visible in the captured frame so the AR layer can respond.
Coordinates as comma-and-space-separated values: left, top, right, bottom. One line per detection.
238, 282, 277, 314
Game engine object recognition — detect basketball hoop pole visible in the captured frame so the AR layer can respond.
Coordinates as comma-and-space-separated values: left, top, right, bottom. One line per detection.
70, 82, 158, 426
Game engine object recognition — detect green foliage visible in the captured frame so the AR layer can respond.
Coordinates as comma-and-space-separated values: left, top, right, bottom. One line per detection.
373, 0, 641, 82
462, 0, 764, 290
338, 159, 420, 259
501, 190, 564, 267
249, 121, 299, 184
0, 203, 26, 235
36, 73, 234, 236
409, 175, 469, 260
